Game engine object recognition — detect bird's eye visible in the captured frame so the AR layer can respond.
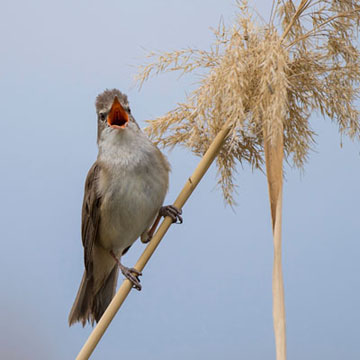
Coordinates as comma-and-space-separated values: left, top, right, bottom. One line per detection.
99, 113, 106, 121
126, 107, 131, 114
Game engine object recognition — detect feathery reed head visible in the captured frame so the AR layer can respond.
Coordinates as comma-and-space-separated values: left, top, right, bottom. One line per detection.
137, 0, 360, 205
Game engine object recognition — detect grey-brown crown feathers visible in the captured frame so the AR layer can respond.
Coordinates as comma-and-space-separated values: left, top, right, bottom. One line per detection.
95, 89, 129, 113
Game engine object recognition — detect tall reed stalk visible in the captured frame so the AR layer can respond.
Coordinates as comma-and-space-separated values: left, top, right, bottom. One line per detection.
136, 1, 360, 359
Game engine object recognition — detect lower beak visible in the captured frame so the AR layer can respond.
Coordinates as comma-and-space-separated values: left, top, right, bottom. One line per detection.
107, 96, 129, 129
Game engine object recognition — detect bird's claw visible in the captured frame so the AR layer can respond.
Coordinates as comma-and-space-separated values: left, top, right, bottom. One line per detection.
110, 250, 142, 290
141, 205, 183, 244
120, 266, 142, 291
160, 205, 183, 224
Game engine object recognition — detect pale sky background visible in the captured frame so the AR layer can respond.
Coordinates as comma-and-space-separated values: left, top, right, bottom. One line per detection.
1, 1, 359, 359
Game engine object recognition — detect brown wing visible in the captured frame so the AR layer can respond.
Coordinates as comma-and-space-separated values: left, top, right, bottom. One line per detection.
81, 162, 101, 277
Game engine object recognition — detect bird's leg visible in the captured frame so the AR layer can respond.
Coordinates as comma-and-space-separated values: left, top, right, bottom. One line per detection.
142, 205, 183, 244
141, 214, 161, 243
110, 250, 142, 291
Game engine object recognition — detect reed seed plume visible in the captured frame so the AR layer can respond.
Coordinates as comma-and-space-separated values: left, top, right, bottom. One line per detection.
136, 0, 360, 204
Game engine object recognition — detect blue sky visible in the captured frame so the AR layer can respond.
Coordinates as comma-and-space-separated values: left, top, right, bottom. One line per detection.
1, 1, 359, 359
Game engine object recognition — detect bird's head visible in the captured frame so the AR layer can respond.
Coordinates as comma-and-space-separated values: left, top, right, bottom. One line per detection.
95, 89, 138, 142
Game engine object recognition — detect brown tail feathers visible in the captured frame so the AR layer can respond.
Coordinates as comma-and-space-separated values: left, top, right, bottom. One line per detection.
68, 265, 119, 326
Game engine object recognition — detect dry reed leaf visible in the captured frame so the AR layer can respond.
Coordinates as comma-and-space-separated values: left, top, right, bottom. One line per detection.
136, 0, 360, 204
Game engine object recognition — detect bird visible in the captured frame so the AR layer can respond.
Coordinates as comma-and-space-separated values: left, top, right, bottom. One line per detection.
68, 89, 182, 326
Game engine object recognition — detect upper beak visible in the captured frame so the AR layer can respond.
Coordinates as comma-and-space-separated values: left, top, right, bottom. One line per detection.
107, 96, 129, 129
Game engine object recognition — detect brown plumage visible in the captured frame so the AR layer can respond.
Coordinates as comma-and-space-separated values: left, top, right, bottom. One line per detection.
69, 89, 171, 326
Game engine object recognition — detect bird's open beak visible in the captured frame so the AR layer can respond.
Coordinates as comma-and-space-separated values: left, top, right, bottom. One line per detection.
107, 96, 129, 129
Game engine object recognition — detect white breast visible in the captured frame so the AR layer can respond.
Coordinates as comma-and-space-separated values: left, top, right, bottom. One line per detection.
96, 125, 169, 252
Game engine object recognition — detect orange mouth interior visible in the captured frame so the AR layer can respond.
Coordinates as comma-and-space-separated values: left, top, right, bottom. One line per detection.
107, 96, 129, 129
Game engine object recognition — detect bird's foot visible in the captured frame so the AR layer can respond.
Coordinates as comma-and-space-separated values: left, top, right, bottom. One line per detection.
119, 264, 142, 291
160, 205, 183, 224
110, 251, 142, 291
141, 205, 183, 244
